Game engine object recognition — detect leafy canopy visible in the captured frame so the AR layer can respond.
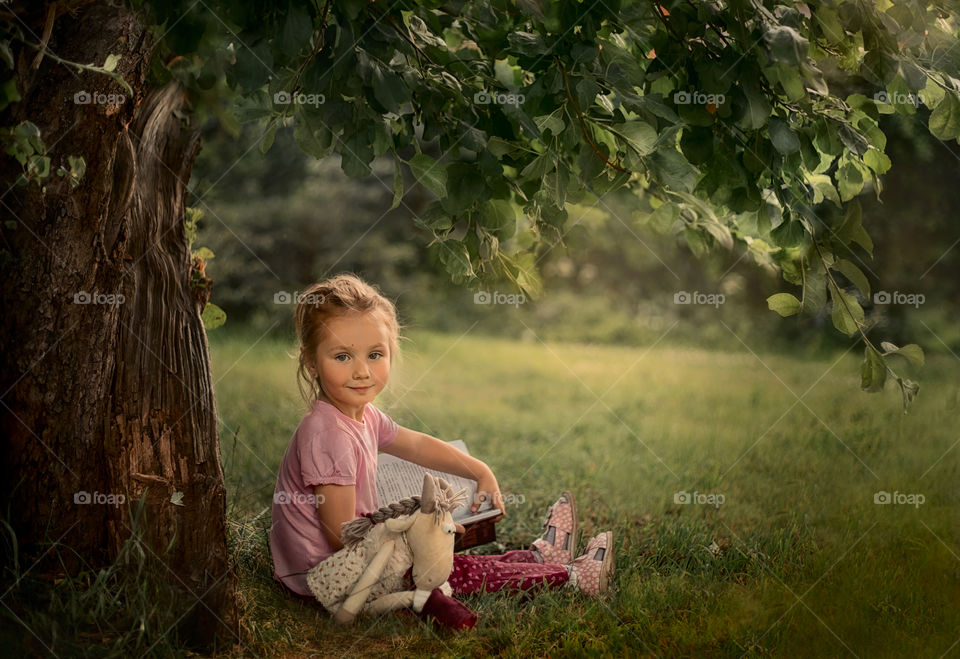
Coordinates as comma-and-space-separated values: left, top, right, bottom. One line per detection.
6, 0, 959, 409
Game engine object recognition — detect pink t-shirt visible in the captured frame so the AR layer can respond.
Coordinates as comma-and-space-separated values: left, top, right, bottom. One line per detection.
270, 399, 399, 596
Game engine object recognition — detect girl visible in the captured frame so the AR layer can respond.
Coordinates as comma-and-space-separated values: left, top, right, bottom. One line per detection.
269, 274, 614, 607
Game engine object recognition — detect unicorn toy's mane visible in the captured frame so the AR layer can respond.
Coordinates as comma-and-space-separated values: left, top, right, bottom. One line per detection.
340, 479, 468, 547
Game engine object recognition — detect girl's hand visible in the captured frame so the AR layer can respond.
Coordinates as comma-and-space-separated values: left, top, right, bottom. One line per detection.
472, 468, 505, 515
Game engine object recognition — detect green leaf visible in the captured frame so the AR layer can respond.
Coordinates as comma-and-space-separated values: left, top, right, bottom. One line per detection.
680, 127, 714, 165
860, 345, 887, 392
771, 218, 808, 249
259, 121, 279, 155
27, 154, 50, 179
416, 202, 453, 233
575, 77, 598, 112
815, 7, 845, 46
371, 65, 409, 113
293, 114, 333, 159
103, 54, 121, 73
880, 342, 924, 367
836, 201, 873, 256
406, 13, 448, 50
391, 156, 404, 210
776, 64, 807, 102
650, 148, 698, 193
769, 117, 800, 154
486, 137, 515, 157
921, 76, 945, 110
437, 241, 474, 283
640, 202, 679, 234
408, 154, 447, 198
929, 92, 960, 141
0, 78, 21, 111
837, 162, 864, 201
341, 131, 373, 178
801, 255, 826, 313
534, 114, 565, 137
232, 41, 273, 92
507, 31, 549, 56
193, 247, 215, 260
502, 251, 543, 298
897, 378, 920, 412
0, 42, 13, 69
767, 292, 802, 317
832, 259, 870, 299
806, 173, 841, 205
281, 3, 314, 57
863, 148, 891, 175
478, 199, 517, 240
520, 153, 552, 180
765, 25, 808, 66
828, 280, 864, 336
201, 302, 227, 330
838, 124, 869, 155
684, 226, 710, 258
543, 161, 569, 208
616, 121, 658, 156
494, 58, 521, 89
739, 79, 771, 131
444, 163, 486, 213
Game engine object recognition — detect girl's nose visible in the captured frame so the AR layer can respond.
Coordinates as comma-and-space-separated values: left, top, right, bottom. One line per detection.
354, 361, 371, 378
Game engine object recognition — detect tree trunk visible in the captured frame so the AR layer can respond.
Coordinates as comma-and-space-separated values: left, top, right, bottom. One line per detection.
0, 2, 237, 649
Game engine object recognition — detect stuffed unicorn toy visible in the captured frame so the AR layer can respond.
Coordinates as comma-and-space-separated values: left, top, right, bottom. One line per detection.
306, 473, 477, 629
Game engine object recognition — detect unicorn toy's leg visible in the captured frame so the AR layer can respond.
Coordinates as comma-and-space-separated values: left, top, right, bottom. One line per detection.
333, 539, 396, 625
364, 590, 418, 614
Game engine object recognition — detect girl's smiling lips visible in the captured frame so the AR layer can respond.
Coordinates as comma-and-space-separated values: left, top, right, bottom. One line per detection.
349, 385, 373, 392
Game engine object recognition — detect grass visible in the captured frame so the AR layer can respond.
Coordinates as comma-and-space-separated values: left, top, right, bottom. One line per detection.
209, 326, 960, 658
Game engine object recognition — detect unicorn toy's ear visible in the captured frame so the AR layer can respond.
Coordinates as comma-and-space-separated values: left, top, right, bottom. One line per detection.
419, 473, 436, 513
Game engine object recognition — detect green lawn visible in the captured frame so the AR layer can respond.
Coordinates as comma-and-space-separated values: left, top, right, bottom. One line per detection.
211, 327, 960, 657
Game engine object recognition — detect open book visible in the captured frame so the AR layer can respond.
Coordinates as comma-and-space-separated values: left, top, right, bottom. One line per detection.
377, 440, 502, 548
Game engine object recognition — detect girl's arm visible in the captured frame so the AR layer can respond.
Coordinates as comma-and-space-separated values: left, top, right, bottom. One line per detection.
382, 426, 506, 514
313, 483, 356, 551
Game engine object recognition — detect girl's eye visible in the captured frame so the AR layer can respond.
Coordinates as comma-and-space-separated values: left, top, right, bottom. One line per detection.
369, 352, 383, 360
334, 354, 349, 362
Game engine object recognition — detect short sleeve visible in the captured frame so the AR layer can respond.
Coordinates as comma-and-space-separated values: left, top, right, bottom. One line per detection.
373, 406, 399, 449
299, 426, 358, 488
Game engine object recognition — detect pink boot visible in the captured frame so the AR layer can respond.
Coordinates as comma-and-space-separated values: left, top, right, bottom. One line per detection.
531, 491, 578, 565
567, 531, 614, 596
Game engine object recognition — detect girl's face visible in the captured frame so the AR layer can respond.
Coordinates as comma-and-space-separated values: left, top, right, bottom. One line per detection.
308, 312, 393, 422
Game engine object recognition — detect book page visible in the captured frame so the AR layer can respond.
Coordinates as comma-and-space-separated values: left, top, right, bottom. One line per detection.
377, 440, 496, 524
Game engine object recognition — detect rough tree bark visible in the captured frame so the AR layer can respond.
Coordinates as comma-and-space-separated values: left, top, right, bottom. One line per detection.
0, 2, 237, 649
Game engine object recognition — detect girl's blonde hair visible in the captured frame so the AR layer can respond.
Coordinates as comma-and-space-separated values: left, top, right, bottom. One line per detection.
294, 273, 401, 408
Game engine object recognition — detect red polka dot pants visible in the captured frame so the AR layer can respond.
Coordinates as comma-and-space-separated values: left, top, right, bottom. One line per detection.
447, 550, 569, 595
